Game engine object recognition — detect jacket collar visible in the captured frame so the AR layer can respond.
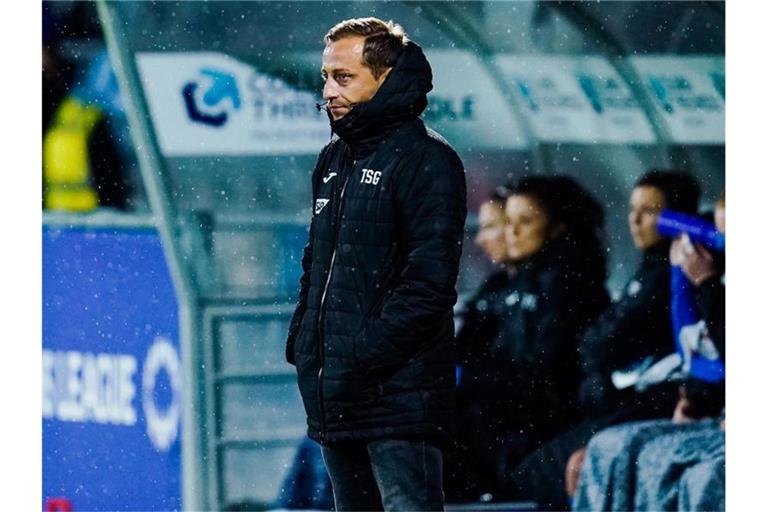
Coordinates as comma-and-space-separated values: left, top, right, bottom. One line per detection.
641, 240, 671, 265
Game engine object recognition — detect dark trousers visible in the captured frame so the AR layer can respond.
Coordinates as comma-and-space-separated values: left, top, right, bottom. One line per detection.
321, 438, 444, 511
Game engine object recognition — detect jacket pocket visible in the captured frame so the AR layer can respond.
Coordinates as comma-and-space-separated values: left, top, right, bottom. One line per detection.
367, 288, 393, 319
285, 339, 296, 366
291, 327, 313, 367
352, 324, 363, 370
353, 244, 400, 372
285, 328, 300, 366
353, 317, 399, 377
366, 242, 399, 317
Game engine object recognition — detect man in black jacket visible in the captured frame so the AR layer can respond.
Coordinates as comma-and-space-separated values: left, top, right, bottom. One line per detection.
285, 17, 466, 511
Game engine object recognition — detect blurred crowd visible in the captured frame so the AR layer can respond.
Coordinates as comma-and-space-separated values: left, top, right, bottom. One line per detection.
278, 169, 726, 511
446, 169, 725, 511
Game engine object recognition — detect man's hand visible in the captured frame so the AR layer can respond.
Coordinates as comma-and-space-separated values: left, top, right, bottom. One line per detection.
669, 237, 687, 266
671, 235, 717, 285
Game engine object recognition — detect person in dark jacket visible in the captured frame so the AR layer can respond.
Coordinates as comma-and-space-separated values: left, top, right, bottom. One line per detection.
578, 170, 702, 417
455, 188, 516, 384
672, 193, 725, 360
457, 175, 609, 499
505, 169, 702, 510
445, 188, 515, 501
669, 192, 725, 423
568, 192, 726, 511
284, 17, 466, 511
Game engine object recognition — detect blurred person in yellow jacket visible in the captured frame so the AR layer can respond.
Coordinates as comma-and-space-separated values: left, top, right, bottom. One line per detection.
43, 49, 132, 211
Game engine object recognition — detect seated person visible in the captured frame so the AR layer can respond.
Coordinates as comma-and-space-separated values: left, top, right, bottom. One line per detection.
578, 170, 704, 417
670, 192, 725, 368
456, 187, 517, 381
572, 415, 724, 511
458, 175, 609, 499
505, 169, 703, 509
570, 192, 727, 511
446, 188, 516, 500
665, 192, 725, 424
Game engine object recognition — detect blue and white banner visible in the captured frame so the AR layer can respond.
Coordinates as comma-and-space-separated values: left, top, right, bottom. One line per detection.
495, 54, 657, 143
136, 51, 329, 156
425, 49, 529, 150
631, 55, 724, 144
134, 51, 723, 155
43, 226, 182, 511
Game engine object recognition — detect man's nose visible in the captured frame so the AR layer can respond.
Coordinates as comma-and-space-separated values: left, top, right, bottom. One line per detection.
323, 79, 338, 100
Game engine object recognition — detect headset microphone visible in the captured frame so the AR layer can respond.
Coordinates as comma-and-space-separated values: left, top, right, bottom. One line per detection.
316, 100, 329, 112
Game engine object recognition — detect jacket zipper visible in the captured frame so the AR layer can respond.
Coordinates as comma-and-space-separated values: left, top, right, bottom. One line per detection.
316, 154, 356, 442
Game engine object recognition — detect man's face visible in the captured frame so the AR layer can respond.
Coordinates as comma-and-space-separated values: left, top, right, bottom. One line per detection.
474, 201, 509, 265
628, 186, 667, 250
321, 36, 391, 120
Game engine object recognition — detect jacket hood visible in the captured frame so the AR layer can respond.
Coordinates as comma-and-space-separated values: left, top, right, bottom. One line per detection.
329, 40, 433, 148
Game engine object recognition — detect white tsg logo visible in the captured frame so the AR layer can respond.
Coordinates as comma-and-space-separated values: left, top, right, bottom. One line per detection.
315, 198, 330, 214
360, 168, 382, 185
142, 337, 181, 452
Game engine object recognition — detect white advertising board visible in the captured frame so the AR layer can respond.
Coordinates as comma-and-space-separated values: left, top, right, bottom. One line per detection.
630, 55, 724, 144
425, 50, 529, 150
135, 52, 329, 156
495, 54, 657, 144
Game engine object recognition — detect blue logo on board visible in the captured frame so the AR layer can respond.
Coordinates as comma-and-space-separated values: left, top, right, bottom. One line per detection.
182, 68, 242, 126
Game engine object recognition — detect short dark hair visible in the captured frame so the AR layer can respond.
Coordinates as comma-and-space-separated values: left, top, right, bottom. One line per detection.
325, 17, 407, 78
634, 169, 700, 214
503, 174, 607, 279
504, 175, 606, 239
487, 186, 508, 207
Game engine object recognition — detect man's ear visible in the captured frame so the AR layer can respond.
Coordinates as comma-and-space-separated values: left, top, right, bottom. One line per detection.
377, 67, 392, 86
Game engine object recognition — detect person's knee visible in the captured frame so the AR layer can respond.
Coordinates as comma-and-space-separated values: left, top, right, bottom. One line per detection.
565, 447, 587, 497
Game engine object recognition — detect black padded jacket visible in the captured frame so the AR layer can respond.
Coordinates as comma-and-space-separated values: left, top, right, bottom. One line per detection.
460, 239, 609, 438
578, 242, 674, 413
285, 41, 467, 447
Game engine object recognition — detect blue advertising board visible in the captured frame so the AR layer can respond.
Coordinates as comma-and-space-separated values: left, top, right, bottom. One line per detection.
42, 225, 182, 511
